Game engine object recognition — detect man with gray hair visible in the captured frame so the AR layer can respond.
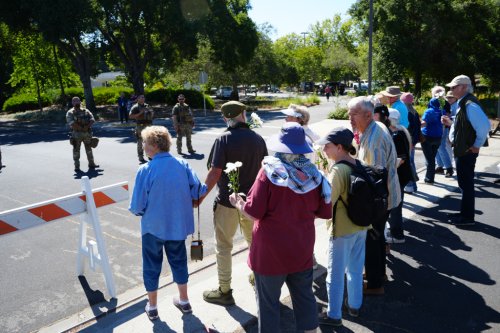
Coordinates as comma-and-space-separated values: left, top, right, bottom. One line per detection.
200, 101, 267, 306
444, 75, 490, 226
347, 96, 401, 295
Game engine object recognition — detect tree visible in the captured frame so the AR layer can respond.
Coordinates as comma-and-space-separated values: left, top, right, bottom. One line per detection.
203, 0, 259, 99
0, 23, 15, 108
1, 0, 101, 111
349, 0, 500, 95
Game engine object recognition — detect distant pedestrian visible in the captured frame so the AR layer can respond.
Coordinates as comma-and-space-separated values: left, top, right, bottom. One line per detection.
172, 94, 196, 154
444, 75, 490, 226
129, 126, 207, 321
229, 122, 331, 333
325, 85, 331, 102
129, 95, 154, 164
317, 127, 367, 327
66, 97, 98, 172
117, 92, 129, 123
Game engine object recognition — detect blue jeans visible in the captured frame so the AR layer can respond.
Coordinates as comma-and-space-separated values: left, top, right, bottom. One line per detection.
421, 136, 441, 182
142, 233, 188, 292
455, 153, 478, 219
326, 231, 367, 320
405, 148, 418, 192
255, 269, 318, 332
388, 183, 405, 238
436, 127, 453, 169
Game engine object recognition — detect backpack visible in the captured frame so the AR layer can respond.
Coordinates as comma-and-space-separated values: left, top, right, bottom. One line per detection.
333, 160, 389, 227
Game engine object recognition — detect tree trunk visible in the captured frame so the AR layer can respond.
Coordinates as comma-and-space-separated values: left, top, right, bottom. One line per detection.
53, 45, 65, 101
414, 72, 423, 98
59, 40, 96, 112
230, 73, 239, 101
404, 77, 410, 92
131, 67, 145, 95
29, 53, 43, 112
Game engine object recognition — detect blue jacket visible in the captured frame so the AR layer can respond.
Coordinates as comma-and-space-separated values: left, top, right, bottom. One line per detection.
129, 152, 207, 241
422, 98, 443, 138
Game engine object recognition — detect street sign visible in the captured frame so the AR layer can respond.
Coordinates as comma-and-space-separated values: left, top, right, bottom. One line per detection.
199, 71, 208, 84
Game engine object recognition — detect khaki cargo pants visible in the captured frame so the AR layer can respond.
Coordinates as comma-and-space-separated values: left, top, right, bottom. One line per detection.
213, 203, 253, 293
176, 123, 194, 153
72, 131, 94, 168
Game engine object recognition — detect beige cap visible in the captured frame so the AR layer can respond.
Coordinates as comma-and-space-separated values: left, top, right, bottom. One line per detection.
446, 75, 471, 87
221, 101, 246, 118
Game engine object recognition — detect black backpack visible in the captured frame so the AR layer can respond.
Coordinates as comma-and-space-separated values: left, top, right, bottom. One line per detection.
333, 160, 389, 227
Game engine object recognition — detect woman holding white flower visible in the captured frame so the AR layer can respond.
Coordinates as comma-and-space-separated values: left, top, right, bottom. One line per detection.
230, 122, 332, 333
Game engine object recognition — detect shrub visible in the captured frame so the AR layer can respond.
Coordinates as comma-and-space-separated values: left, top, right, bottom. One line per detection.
93, 86, 134, 105
145, 88, 214, 109
328, 107, 349, 120
2, 93, 51, 113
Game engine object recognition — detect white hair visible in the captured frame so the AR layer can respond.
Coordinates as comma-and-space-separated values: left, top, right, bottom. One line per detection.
226, 111, 246, 127
347, 96, 374, 114
431, 86, 445, 98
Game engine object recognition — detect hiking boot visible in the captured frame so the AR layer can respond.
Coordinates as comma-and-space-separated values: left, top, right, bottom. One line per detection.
344, 299, 359, 317
88, 163, 99, 169
363, 282, 384, 296
435, 166, 444, 174
203, 287, 235, 306
188, 149, 196, 154
145, 302, 159, 321
445, 168, 454, 178
173, 297, 192, 314
139, 157, 147, 164
318, 312, 342, 327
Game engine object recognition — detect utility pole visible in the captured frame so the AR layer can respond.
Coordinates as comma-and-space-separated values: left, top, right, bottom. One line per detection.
300, 32, 309, 45
368, 0, 374, 94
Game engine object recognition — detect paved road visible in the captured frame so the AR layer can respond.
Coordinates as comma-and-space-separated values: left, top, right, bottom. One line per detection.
0, 95, 427, 333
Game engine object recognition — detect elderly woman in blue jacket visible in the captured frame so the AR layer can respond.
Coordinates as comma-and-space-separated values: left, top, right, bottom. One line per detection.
421, 97, 444, 184
129, 126, 207, 321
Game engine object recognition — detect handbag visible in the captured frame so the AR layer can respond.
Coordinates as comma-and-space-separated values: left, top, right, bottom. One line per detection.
190, 188, 203, 261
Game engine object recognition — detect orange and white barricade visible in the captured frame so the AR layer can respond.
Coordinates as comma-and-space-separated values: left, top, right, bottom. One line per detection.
0, 176, 129, 298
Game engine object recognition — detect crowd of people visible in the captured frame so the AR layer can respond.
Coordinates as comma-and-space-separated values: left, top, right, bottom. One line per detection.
68, 74, 491, 331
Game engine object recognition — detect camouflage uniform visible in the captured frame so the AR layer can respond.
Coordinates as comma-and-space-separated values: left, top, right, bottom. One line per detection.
130, 102, 153, 161
66, 107, 96, 169
172, 102, 195, 153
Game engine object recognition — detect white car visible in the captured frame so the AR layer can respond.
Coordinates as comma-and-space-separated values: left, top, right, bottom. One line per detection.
217, 86, 233, 99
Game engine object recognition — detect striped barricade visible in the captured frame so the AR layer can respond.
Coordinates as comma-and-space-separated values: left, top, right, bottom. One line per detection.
0, 176, 129, 298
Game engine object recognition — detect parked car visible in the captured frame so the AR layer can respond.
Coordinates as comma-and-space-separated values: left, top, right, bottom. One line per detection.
247, 85, 258, 93
216, 86, 233, 99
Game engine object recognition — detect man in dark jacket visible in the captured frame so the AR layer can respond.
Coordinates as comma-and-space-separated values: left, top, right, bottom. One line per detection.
444, 75, 490, 226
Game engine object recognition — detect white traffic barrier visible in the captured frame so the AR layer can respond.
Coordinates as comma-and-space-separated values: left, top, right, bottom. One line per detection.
0, 176, 129, 298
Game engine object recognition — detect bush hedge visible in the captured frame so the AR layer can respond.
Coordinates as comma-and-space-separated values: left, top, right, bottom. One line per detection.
2, 86, 214, 113
328, 107, 349, 120
2, 93, 51, 113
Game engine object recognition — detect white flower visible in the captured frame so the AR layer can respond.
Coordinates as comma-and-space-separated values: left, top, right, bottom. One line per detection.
224, 162, 236, 174
234, 161, 243, 168
249, 112, 263, 128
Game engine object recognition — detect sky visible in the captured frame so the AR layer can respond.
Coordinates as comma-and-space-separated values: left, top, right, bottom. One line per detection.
248, 0, 357, 39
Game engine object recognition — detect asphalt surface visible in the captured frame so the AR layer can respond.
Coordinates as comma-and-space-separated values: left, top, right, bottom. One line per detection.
0, 94, 430, 333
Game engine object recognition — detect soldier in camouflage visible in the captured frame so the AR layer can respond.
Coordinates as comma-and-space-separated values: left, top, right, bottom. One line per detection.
129, 95, 154, 163
66, 97, 98, 172
172, 94, 195, 154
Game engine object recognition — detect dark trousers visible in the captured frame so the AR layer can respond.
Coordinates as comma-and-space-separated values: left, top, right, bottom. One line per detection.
119, 107, 128, 123
455, 153, 478, 219
365, 210, 390, 289
421, 136, 441, 182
